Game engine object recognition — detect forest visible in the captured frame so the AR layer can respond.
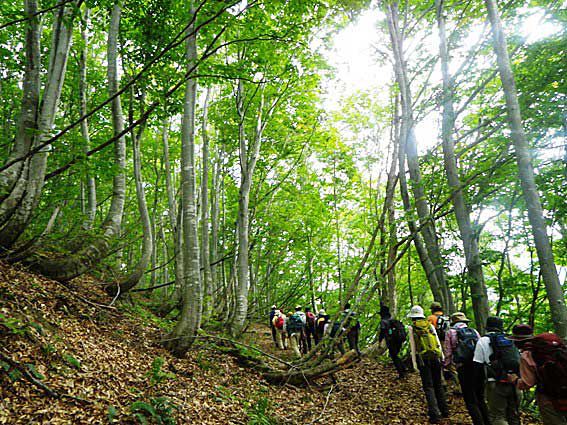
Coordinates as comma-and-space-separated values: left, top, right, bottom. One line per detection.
0, 0, 565, 423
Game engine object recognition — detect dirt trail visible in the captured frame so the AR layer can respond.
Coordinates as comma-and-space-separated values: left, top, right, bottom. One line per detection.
0, 263, 541, 424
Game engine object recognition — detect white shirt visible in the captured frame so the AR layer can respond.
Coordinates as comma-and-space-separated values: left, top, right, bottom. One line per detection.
473, 335, 495, 381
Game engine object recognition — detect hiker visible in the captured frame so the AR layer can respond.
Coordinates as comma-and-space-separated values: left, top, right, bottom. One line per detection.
293, 305, 309, 354
272, 309, 288, 350
304, 307, 316, 351
315, 309, 329, 344
408, 305, 449, 424
444, 312, 489, 425
473, 316, 521, 425
428, 302, 450, 342
337, 303, 361, 355
379, 304, 407, 379
287, 307, 305, 357
507, 325, 567, 425
269, 305, 277, 347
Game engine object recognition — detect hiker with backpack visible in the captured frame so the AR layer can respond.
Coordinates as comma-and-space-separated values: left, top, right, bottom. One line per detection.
272, 310, 288, 350
269, 305, 278, 347
428, 302, 450, 343
315, 309, 329, 344
507, 325, 567, 424
304, 307, 316, 351
337, 303, 361, 356
379, 304, 407, 379
408, 305, 449, 424
444, 312, 489, 425
287, 306, 305, 357
473, 316, 521, 425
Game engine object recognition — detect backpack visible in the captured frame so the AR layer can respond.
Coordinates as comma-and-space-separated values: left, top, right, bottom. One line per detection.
306, 312, 316, 330
453, 327, 479, 364
528, 333, 567, 410
274, 316, 284, 330
287, 313, 304, 333
435, 315, 450, 342
386, 319, 407, 346
488, 332, 520, 381
316, 316, 327, 334
413, 319, 442, 360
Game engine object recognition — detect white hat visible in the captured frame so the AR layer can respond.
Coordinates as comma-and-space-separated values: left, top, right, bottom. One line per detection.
318, 309, 326, 315
274, 309, 281, 315
407, 305, 425, 319
271, 305, 276, 309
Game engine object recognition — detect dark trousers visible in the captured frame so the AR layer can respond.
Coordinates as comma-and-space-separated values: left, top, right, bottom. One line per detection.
388, 343, 406, 377
305, 327, 315, 351
337, 327, 360, 355
270, 324, 277, 345
418, 357, 449, 422
458, 365, 490, 425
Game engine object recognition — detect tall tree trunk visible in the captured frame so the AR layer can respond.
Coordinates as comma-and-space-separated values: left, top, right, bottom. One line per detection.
165, 2, 202, 355
0, 1, 76, 247
485, 0, 567, 338
210, 144, 222, 309
114, 89, 152, 294
230, 80, 265, 336
79, 8, 96, 230
436, 0, 489, 331
27, 4, 126, 280
0, 0, 40, 222
386, 2, 454, 312
200, 88, 212, 318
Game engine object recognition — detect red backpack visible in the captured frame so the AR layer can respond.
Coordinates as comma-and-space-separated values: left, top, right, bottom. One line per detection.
274, 316, 285, 330
527, 333, 567, 411
306, 312, 316, 330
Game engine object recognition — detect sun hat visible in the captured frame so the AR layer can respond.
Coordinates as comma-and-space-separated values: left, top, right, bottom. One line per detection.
450, 311, 471, 324
271, 305, 276, 309
486, 316, 504, 332
295, 305, 302, 310
508, 324, 534, 341
318, 308, 326, 315
407, 305, 425, 319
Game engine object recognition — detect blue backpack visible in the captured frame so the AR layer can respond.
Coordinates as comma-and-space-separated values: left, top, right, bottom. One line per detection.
453, 327, 479, 364
287, 313, 304, 333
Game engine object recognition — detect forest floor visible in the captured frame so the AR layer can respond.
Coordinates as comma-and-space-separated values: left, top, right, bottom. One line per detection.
0, 262, 542, 424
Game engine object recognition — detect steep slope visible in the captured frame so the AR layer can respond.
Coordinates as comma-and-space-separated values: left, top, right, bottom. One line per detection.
0, 262, 542, 424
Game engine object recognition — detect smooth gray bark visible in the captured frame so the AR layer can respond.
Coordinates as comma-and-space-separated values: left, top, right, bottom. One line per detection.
166, 2, 202, 355
200, 88, 212, 318
28, 4, 126, 281
436, 0, 489, 331
385, 2, 454, 312
485, 0, 567, 338
79, 8, 96, 229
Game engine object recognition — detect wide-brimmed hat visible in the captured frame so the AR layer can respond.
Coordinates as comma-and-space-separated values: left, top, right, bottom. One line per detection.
508, 324, 534, 341
450, 311, 471, 324
295, 305, 302, 310
271, 305, 276, 309
407, 305, 425, 319
486, 316, 504, 332
318, 309, 326, 315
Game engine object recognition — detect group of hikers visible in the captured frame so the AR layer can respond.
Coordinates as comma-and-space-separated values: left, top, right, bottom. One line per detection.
268, 301, 566, 425
379, 302, 566, 425
268, 303, 361, 358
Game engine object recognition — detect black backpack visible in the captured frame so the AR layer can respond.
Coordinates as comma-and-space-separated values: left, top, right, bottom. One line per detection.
453, 327, 479, 364
435, 315, 450, 342
488, 332, 520, 381
385, 319, 407, 346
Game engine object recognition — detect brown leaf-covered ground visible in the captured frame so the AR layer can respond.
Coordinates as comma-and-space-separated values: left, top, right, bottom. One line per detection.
0, 262, 542, 424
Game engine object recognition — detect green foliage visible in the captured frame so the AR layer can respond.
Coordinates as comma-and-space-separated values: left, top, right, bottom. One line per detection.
147, 357, 175, 386
107, 405, 118, 424
130, 397, 177, 425
62, 353, 82, 370
246, 397, 278, 425
0, 313, 27, 336
0, 360, 22, 382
